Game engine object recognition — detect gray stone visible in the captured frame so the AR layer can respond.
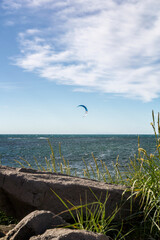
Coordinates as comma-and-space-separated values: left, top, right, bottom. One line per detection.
30, 228, 110, 240
5, 210, 67, 240
0, 224, 16, 238
0, 166, 134, 222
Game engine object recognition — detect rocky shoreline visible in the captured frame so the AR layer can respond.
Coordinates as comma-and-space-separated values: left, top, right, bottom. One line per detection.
0, 166, 138, 239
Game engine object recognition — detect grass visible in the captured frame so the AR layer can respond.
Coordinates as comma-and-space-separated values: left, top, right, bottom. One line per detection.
121, 111, 160, 237
0, 211, 17, 225
51, 188, 131, 240
1, 111, 159, 239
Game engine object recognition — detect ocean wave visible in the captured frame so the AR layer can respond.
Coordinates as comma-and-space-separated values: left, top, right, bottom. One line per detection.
8, 137, 25, 140
37, 137, 48, 140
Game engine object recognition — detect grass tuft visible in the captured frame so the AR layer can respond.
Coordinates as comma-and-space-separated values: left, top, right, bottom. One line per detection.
51, 188, 127, 240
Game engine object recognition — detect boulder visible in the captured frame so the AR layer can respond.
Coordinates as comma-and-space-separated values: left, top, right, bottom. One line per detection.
0, 166, 133, 221
30, 228, 109, 240
0, 224, 16, 236
5, 210, 67, 240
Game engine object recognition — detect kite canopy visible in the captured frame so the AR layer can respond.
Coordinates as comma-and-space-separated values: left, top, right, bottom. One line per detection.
77, 105, 88, 115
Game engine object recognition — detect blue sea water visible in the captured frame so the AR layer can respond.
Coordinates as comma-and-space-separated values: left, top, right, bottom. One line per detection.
0, 134, 156, 176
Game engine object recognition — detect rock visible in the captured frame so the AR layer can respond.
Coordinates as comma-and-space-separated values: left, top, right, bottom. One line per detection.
0, 166, 133, 221
30, 228, 110, 240
5, 210, 67, 240
0, 224, 16, 238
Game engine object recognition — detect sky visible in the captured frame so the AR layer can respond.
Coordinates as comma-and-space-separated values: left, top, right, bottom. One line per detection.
0, 0, 160, 134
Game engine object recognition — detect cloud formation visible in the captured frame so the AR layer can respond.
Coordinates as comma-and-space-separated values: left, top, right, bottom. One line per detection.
4, 0, 160, 101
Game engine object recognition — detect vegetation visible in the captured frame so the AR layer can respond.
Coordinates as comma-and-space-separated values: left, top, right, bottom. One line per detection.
1, 111, 159, 239
51, 188, 130, 240
0, 211, 17, 225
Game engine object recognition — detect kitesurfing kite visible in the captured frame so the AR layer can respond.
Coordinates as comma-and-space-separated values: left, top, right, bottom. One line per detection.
77, 105, 88, 117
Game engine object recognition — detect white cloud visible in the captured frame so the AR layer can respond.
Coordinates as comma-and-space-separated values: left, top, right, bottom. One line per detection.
2, 0, 70, 10
2, 0, 22, 10
4, 0, 160, 101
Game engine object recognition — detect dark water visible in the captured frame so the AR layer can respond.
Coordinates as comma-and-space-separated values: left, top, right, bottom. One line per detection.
0, 134, 156, 176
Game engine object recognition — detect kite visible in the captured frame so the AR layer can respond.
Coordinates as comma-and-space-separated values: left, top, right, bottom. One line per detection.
77, 105, 88, 116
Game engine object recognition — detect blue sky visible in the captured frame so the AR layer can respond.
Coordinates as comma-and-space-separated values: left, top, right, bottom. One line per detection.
0, 0, 160, 134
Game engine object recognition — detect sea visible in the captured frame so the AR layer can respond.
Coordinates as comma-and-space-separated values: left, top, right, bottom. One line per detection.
0, 134, 157, 177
